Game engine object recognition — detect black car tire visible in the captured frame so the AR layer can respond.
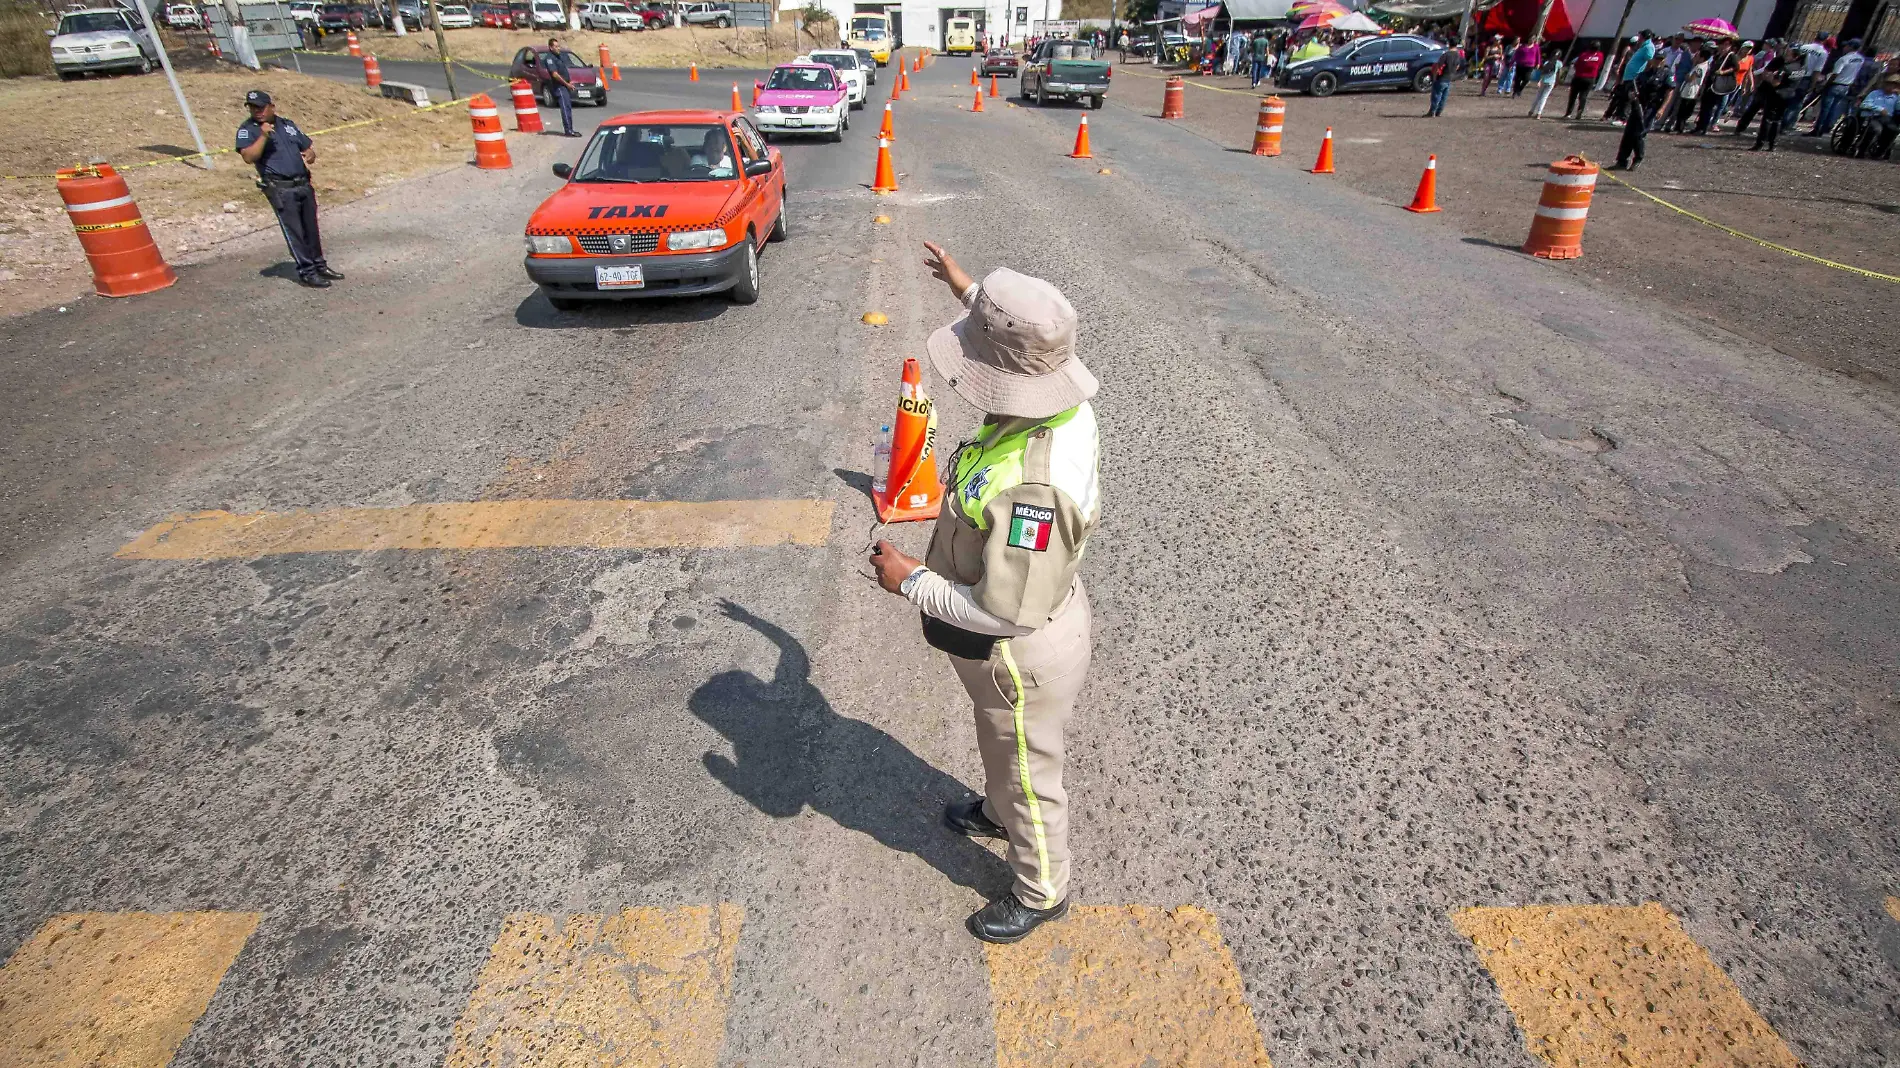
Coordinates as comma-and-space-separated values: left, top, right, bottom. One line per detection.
768, 194, 788, 242
1020, 76, 1032, 100
1035, 81, 1047, 106
1091, 94, 1104, 110
715, 15, 728, 26
730, 239, 760, 304
1411, 67, 1432, 91
1310, 71, 1337, 97
57, 70, 78, 80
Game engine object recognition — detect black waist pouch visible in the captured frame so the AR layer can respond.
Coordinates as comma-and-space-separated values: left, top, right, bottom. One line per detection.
921, 614, 997, 661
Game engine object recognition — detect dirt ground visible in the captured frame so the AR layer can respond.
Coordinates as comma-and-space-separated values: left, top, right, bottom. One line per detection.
1115, 65, 1900, 387
0, 63, 509, 314
315, 22, 836, 69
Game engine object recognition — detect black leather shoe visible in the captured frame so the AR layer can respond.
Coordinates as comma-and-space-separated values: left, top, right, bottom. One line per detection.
967, 893, 1069, 944
297, 274, 331, 288
944, 798, 1007, 840
316, 266, 345, 280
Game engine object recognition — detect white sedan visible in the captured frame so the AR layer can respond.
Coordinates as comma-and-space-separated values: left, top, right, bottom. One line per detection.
48, 8, 156, 78
803, 49, 868, 109
435, 2, 472, 26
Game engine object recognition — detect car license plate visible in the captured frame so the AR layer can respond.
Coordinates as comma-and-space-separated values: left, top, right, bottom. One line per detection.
84, 54, 102, 62
786, 117, 803, 126
595, 264, 644, 289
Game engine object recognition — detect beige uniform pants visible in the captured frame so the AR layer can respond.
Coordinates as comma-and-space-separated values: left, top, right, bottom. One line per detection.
949, 583, 1092, 910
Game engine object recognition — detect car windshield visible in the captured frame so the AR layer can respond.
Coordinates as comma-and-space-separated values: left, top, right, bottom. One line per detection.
600, 3, 628, 9
850, 18, 886, 38
811, 52, 858, 69
58, 12, 128, 32
766, 66, 835, 90
1046, 42, 1094, 60
574, 124, 738, 182
441, 4, 466, 10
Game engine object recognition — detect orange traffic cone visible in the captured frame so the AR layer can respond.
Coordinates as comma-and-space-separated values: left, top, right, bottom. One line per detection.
1069, 114, 1092, 158
346, 30, 360, 56
898, 66, 910, 94
970, 66, 978, 85
972, 86, 984, 112
1310, 126, 1335, 174
871, 357, 944, 523
871, 136, 899, 193
1405, 154, 1441, 213
752, 81, 761, 105
989, 73, 998, 97
731, 83, 742, 110
689, 62, 699, 82
878, 100, 895, 139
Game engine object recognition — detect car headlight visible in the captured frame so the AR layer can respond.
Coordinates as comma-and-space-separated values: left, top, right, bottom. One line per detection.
756, 104, 777, 113
525, 234, 573, 254
51, 45, 68, 53
667, 228, 727, 250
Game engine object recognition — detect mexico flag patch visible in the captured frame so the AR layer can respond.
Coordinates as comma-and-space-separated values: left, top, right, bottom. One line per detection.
1006, 502, 1055, 551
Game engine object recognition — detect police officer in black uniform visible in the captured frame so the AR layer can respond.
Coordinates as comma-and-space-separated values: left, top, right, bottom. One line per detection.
236, 89, 343, 288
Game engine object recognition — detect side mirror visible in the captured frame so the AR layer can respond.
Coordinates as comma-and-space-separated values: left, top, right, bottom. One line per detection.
45, 28, 56, 35
744, 158, 772, 177
552, 161, 572, 178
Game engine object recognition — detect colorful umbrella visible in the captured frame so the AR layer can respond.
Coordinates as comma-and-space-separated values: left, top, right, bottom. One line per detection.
1684, 16, 1738, 38
1296, 10, 1341, 28
1288, 0, 1348, 18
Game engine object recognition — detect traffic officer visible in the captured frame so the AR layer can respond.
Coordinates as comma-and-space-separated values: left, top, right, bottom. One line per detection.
541, 38, 581, 137
235, 90, 342, 289
870, 240, 1101, 945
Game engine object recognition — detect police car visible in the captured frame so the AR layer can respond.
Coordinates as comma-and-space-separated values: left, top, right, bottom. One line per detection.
1275, 34, 1446, 97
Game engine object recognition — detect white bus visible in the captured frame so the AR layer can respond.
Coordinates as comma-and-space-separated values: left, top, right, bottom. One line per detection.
944, 15, 975, 54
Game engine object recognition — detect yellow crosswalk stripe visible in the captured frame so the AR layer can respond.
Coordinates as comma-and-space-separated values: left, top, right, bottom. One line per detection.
0, 911, 259, 1068
983, 904, 1272, 1068
1452, 902, 1799, 1068
114, 499, 836, 560
444, 905, 744, 1068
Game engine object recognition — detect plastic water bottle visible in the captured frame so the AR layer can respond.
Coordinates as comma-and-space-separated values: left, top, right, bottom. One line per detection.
871, 425, 892, 495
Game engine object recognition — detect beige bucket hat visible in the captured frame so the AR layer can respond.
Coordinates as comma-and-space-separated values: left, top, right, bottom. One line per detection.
925, 267, 1099, 419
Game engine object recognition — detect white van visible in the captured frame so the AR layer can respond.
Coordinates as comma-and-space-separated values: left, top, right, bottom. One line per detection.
531, 0, 565, 27
945, 16, 975, 55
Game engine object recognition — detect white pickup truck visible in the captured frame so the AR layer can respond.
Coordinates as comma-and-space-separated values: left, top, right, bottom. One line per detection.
679, 2, 732, 27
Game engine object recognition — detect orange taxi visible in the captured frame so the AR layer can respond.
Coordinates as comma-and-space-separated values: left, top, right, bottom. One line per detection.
523, 109, 787, 308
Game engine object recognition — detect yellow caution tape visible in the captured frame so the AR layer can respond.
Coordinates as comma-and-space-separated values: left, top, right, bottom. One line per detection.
1586, 157, 1900, 284
3, 95, 476, 182
72, 217, 148, 232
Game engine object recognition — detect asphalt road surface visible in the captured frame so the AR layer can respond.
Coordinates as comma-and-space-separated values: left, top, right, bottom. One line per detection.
3, 53, 1898, 1068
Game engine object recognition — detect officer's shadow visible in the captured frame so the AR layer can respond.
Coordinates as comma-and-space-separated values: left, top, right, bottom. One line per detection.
690, 599, 1008, 898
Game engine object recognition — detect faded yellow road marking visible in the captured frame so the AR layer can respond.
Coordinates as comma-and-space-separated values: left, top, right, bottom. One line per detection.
1885, 896, 1900, 924
1453, 903, 1798, 1068
984, 904, 1272, 1068
444, 905, 743, 1068
116, 499, 835, 559
0, 911, 259, 1068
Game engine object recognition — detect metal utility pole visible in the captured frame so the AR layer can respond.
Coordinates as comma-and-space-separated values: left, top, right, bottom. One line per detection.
1730, 0, 1749, 31
1527, 0, 1559, 42
426, 0, 457, 97
1607, 0, 1637, 49
129, 0, 213, 168
1457, 0, 1477, 47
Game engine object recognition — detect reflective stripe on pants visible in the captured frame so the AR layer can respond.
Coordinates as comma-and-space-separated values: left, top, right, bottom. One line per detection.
950, 584, 1091, 910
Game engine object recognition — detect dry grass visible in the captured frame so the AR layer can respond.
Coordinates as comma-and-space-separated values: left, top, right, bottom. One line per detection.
1, 3, 55, 78
328, 23, 838, 69
0, 65, 508, 299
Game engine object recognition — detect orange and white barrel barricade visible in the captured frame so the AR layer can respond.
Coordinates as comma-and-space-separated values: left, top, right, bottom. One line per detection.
1251, 96, 1284, 156
1523, 155, 1597, 259
346, 30, 361, 56
468, 94, 512, 169
362, 54, 381, 87
56, 164, 176, 297
509, 78, 543, 133
1161, 76, 1185, 119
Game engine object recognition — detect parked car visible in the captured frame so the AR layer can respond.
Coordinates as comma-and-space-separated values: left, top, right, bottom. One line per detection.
524, 110, 786, 307
510, 45, 607, 106
507, 0, 532, 27
979, 47, 1019, 77
288, 0, 320, 22
530, 0, 564, 27
680, 1, 731, 26
581, 1, 639, 30
435, 2, 472, 25
1020, 38, 1110, 108
635, 1, 667, 25
752, 62, 849, 141
47, 6, 156, 77
391, 0, 424, 28
476, 2, 504, 25
1275, 34, 1446, 96
162, 3, 198, 28
349, 2, 384, 27
317, 4, 358, 30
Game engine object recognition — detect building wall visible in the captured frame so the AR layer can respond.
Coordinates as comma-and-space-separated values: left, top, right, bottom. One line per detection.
813, 0, 1063, 47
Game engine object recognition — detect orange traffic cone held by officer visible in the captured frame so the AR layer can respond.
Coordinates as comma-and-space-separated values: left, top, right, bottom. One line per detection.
871, 136, 899, 193
468, 94, 512, 170
1405, 154, 1441, 213
1523, 155, 1598, 259
1250, 96, 1284, 156
1310, 126, 1335, 173
878, 101, 895, 139
510, 78, 543, 132
1069, 114, 1092, 158
56, 164, 176, 297
872, 357, 944, 523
